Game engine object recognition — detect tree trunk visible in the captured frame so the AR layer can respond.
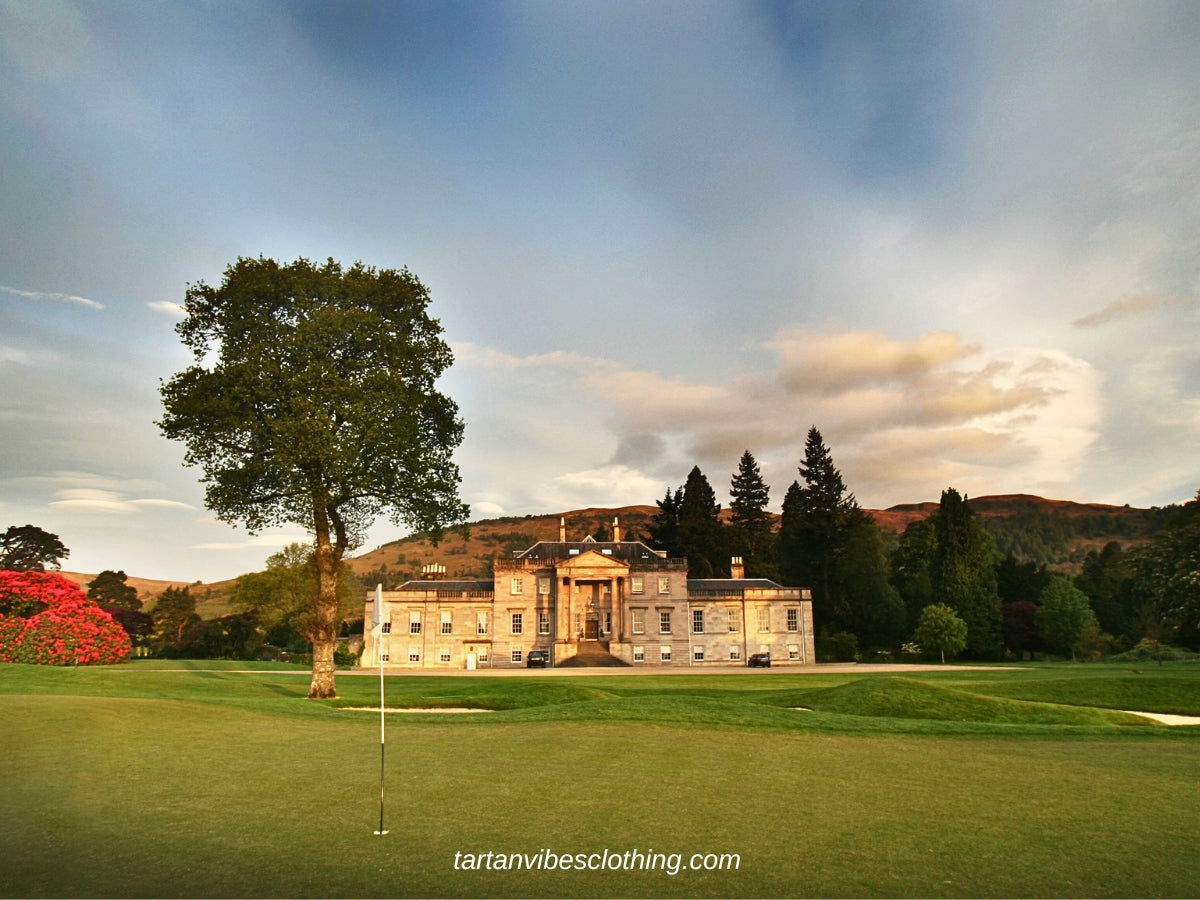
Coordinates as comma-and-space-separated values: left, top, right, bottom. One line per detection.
308, 497, 343, 700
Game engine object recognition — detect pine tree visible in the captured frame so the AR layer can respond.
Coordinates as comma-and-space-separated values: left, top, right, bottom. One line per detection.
729, 450, 776, 579
648, 486, 683, 556
777, 428, 865, 632
677, 466, 727, 578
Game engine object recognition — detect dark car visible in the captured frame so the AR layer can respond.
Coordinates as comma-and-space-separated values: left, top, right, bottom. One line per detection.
747, 653, 771, 668
526, 650, 549, 668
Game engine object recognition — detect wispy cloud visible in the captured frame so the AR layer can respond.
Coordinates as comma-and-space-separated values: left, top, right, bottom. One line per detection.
1, 284, 104, 310
50, 488, 195, 515
147, 301, 185, 316
1073, 295, 1186, 328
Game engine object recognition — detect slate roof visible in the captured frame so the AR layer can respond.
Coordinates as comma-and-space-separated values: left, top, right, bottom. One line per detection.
687, 578, 784, 592
395, 580, 494, 592
513, 540, 668, 564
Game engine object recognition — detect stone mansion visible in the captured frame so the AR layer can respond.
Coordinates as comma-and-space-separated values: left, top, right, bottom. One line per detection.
362, 518, 815, 669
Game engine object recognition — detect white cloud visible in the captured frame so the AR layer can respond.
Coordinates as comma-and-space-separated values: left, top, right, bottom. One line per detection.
0, 346, 31, 365
1, 284, 104, 309
147, 300, 186, 316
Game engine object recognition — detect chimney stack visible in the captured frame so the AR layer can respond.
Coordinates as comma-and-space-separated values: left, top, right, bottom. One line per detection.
730, 556, 745, 580
559, 517, 566, 542
421, 563, 446, 580
613, 516, 621, 542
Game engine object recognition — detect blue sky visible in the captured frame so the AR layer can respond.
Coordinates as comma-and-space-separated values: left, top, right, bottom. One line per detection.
2, 0, 1198, 582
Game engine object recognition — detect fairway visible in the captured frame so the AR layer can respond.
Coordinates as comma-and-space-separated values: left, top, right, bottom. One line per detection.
2, 662, 1199, 898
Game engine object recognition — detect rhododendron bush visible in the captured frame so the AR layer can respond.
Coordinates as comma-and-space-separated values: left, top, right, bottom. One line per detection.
0, 570, 131, 665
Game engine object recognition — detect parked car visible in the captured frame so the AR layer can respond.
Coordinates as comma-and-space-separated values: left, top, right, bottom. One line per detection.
748, 652, 771, 668
526, 649, 549, 668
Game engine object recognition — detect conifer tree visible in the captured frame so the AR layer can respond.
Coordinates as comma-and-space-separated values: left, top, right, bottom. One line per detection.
777, 428, 865, 628
729, 450, 776, 579
678, 466, 727, 578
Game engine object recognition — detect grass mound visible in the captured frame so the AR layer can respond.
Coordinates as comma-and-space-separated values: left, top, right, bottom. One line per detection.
966, 672, 1200, 716
786, 676, 1152, 726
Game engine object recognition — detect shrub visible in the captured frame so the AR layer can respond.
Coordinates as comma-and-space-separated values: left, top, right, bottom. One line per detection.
0, 570, 131, 665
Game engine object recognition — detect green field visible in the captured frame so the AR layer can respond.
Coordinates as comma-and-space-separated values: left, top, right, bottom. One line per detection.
2, 662, 1199, 898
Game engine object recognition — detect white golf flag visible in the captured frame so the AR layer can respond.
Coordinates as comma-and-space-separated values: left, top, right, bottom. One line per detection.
372, 583, 383, 632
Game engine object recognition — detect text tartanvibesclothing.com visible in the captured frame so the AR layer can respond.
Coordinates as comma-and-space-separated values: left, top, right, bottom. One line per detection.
453, 848, 740, 877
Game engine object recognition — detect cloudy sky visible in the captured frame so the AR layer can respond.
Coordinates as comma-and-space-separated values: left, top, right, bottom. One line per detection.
2, 0, 1198, 583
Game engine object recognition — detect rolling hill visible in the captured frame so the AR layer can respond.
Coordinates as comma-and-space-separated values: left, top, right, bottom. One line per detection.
60, 493, 1170, 610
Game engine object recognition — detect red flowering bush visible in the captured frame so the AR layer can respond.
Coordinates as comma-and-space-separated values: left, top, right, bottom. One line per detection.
0, 570, 131, 665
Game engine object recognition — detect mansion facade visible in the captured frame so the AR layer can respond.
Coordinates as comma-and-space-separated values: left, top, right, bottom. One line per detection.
362, 519, 815, 669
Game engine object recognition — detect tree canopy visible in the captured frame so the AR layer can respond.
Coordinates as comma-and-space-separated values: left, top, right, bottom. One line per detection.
87, 570, 141, 611
158, 256, 468, 697
729, 450, 776, 579
912, 602, 968, 664
1, 525, 69, 572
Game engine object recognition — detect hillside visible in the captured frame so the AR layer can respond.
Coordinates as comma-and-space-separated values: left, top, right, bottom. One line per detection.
60, 494, 1170, 606
60, 572, 238, 619
345, 505, 659, 586
346, 493, 1167, 584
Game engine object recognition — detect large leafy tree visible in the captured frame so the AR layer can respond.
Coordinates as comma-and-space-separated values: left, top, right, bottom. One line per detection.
831, 520, 906, 647
150, 585, 197, 653
87, 570, 141, 611
1075, 541, 1131, 638
1, 525, 69, 572
1036, 575, 1098, 661
158, 256, 468, 697
1128, 491, 1200, 649
911, 602, 968, 664
729, 450, 776, 580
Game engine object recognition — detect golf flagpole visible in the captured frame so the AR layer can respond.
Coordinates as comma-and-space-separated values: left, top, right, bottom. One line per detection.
373, 583, 388, 835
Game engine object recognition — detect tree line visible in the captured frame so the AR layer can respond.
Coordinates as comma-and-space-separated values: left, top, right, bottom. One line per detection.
634, 430, 1200, 662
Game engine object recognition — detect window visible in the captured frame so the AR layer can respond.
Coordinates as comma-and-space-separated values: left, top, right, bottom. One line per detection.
439, 647, 451, 663
408, 647, 420, 663
659, 611, 671, 634
727, 608, 741, 633
631, 576, 644, 594
409, 610, 422, 634
511, 612, 523, 635
729, 646, 741, 661
692, 609, 705, 634
788, 644, 800, 660
632, 610, 645, 634
658, 576, 671, 594
511, 577, 523, 595
787, 608, 799, 632
511, 649, 523, 664
693, 646, 705, 661
381, 621, 391, 634
758, 608, 770, 632
660, 645, 672, 662
633, 645, 645, 662
538, 611, 551, 635
478, 647, 489, 664
604, 611, 612, 634
476, 611, 488, 635
441, 611, 453, 635
538, 576, 551, 595
380, 652, 389, 662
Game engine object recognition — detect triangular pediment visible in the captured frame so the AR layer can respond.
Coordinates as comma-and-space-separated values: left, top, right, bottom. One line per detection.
558, 548, 630, 575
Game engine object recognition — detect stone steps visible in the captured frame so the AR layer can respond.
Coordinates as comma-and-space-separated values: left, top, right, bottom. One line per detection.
558, 641, 630, 667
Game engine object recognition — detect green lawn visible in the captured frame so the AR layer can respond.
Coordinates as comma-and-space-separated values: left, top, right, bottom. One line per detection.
2, 662, 1198, 898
